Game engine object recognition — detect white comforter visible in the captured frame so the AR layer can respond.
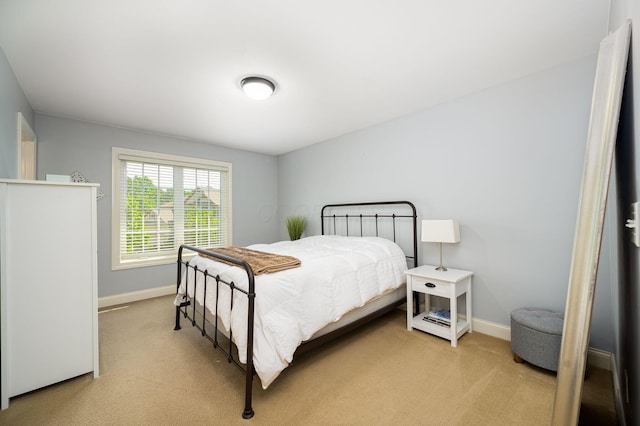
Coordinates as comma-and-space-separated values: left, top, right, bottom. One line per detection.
178, 235, 407, 388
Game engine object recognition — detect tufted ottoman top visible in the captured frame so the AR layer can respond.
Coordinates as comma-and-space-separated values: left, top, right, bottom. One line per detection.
511, 307, 564, 335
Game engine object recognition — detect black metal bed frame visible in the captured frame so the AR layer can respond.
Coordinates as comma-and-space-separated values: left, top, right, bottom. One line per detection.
174, 201, 417, 419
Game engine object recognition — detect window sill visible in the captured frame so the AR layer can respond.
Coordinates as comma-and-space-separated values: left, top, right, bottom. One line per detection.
111, 252, 196, 271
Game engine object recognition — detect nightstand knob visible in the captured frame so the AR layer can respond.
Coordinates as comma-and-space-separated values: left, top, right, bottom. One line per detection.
425, 282, 436, 288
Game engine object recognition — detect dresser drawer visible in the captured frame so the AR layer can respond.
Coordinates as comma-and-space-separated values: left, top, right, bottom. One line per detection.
411, 277, 451, 297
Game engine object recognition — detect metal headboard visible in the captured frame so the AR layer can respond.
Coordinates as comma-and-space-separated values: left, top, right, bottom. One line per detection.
320, 201, 418, 268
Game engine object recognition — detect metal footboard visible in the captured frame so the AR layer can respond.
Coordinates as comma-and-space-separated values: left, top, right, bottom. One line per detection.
174, 244, 256, 419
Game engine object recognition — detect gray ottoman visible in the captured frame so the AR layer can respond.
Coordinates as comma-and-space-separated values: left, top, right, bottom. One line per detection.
510, 308, 564, 372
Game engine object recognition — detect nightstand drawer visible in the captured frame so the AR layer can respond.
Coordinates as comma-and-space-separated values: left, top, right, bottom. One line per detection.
411, 277, 450, 297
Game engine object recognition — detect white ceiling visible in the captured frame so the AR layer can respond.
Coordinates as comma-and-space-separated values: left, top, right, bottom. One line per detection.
0, 1, 610, 155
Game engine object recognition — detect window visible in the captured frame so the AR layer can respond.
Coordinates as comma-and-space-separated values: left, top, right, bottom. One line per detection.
112, 147, 232, 270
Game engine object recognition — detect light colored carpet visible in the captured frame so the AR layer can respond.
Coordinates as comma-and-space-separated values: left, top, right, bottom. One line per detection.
0, 295, 616, 425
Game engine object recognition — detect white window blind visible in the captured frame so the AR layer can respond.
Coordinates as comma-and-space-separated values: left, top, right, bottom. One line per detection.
112, 148, 232, 270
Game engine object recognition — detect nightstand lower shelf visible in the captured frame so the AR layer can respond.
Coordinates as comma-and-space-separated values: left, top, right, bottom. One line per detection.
411, 312, 470, 342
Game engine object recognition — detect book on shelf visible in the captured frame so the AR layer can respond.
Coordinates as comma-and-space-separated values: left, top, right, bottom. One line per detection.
423, 308, 451, 327
422, 316, 451, 328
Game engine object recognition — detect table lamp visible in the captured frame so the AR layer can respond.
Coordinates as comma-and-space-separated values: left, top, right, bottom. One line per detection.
421, 219, 460, 271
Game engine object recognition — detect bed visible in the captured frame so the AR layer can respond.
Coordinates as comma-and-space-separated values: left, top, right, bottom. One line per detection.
174, 201, 417, 419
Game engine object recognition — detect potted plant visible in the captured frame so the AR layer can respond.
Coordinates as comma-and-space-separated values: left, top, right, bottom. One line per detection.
286, 216, 307, 241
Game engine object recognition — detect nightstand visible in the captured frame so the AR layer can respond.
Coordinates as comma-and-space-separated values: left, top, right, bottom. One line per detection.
406, 265, 473, 347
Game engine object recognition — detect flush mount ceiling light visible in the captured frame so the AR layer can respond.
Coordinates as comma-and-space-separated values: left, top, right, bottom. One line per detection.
241, 76, 276, 100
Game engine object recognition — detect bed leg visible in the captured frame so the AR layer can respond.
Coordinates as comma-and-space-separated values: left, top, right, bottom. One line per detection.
242, 407, 254, 419
243, 276, 256, 419
174, 306, 182, 330
242, 367, 254, 419
173, 293, 190, 331
242, 401, 254, 419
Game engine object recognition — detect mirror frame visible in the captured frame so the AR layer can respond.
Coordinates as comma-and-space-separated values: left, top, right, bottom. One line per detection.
552, 20, 631, 425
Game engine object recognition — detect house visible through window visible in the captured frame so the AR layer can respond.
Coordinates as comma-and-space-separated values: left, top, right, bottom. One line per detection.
112, 148, 232, 270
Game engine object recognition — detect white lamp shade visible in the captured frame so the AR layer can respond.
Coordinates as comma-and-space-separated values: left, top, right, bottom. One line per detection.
421, 219, 460, 243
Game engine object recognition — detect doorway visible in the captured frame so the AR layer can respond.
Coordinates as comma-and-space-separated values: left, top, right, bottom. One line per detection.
17, 112, 36, 180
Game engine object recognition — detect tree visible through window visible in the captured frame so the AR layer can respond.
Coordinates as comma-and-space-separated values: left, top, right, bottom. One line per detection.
112, 148, 231, 269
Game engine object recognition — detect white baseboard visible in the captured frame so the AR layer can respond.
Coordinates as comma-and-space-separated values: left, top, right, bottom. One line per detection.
610, 355, 626, 423
472, 317, 612, 371
98, 285, 174, 308
587, 347, 613, 371
472, 317, 511, 341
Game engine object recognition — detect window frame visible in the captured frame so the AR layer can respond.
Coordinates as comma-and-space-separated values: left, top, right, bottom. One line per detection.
111, 147, 232, 270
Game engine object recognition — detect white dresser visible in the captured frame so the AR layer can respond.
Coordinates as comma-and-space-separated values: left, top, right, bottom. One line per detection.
0, 180, 99, 409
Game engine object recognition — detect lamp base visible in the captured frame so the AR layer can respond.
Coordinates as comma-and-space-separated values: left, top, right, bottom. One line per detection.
436, 242, 448, 271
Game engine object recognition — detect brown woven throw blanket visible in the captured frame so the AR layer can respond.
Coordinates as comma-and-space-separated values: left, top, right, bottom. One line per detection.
201, 246, 301, 275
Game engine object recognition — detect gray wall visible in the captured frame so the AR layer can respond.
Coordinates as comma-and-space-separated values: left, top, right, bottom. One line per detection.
35, 114, 279, 297
0, 47, 34, 179
278, 54, 616, 351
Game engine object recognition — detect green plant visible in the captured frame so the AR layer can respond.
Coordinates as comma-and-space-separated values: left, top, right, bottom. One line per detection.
286, 216, 307, 240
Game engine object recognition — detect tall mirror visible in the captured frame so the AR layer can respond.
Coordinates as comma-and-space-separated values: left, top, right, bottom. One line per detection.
552, 20, 631, 425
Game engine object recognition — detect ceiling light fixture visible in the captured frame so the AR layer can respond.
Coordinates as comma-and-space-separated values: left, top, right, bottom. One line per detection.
241, 76, 276, 100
